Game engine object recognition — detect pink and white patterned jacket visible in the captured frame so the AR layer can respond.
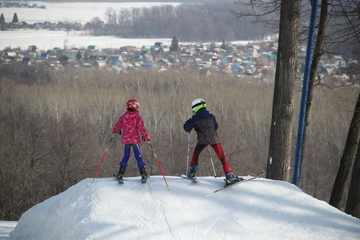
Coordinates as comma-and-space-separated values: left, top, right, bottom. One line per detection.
112, 111, 148, 144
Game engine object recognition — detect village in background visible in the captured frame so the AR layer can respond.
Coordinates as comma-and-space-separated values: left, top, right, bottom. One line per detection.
0, 1, 356, 84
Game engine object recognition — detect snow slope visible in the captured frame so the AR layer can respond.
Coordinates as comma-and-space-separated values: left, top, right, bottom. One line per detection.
8, 175, 360, 240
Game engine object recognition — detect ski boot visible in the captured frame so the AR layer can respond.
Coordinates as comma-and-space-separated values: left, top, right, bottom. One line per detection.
139, 166, 148, 183
224, 172, 242, 186
116, 166, 126, 184
187, 166, 197, 180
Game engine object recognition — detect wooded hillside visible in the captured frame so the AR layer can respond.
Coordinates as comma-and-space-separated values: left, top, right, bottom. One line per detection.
0, 68, 356, 220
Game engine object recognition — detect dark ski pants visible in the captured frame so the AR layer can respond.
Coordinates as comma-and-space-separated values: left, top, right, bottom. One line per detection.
120, 144, 145, 168
190, 143, 232, 174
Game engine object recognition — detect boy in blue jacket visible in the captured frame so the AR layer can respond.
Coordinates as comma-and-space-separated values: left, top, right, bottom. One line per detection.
184, 98, 241, 185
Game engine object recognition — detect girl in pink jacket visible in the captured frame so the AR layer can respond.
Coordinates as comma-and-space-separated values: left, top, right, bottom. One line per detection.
112, 99, 151, 183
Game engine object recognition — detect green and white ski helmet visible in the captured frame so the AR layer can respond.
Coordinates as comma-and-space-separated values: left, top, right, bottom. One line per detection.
192, 98, 206, 113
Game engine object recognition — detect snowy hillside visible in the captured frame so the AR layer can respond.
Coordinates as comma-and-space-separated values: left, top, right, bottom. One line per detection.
8, 175, 360, 240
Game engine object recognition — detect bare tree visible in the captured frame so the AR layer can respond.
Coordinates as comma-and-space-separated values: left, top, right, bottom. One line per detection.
329, 91, 360, 209
328, 0, 360, 210
346, 130, 360, 218
266, 0, 302, 181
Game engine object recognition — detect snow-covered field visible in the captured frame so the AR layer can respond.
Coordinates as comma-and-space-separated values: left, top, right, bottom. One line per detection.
4, 175, 360, 239
0, 1, 180, 50
0, 29, 173, 50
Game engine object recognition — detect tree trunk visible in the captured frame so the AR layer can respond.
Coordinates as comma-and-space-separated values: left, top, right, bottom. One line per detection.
300, 0, 328, 187
329, 91, 360, 209
266, 0, 301, 181
346, 137, 360, 218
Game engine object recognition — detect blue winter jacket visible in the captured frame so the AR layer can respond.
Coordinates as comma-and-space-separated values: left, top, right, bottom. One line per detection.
183, 108, 219, 145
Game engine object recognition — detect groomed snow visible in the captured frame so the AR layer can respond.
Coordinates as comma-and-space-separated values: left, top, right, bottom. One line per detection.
7, 175, 360, 240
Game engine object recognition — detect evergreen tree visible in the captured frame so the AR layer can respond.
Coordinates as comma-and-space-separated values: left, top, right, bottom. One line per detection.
0, 13, 5, 30
76, 50, 82, 60
170, 35, 179, 52
0, 14, 5, 24
12, 13, 19, 23
221, 40, 226, 50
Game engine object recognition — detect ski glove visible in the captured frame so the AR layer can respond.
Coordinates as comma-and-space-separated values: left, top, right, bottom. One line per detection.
142, 135, 151, 141
112, 129, 121, 135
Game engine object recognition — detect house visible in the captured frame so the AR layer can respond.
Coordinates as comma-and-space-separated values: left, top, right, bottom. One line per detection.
83, 63, 93, 69
211, 56, 221, 66
28, 45, 38, 52
193, 58, 206, 67
58, 55, 71, 67
154, 42, 164, 48
21, 57, 32, 65
158, 59, 172, 68
219, 57, 227, 63
112, 59, 128, 70
6, 52, 17, 59
110, 55, 123, 65
334, 55, 346, 67
199, 68, 212, 76
226, 55, 235, 63
257, 56, 271, 69
93, 60, 107, 68
141, 62, 152, 68
87, 45, 100, 51
248, 45, 259, 57
141, 46, 151, 52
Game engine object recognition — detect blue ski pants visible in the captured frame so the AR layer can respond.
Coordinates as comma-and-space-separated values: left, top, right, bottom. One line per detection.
120, 144, 146, 168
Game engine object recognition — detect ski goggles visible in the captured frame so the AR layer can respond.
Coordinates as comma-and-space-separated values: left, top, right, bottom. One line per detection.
192, 103, 206, 113
127, 101, 140, 110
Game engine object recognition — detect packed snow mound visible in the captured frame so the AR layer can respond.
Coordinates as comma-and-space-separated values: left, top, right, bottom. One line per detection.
9, 175, 360, 240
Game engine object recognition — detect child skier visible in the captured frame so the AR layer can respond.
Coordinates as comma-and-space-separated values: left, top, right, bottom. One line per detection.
183, 98, 241, 185
112, 98, 151, 183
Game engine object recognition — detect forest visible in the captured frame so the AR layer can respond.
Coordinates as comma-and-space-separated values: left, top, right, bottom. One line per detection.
0, 65, 356, 220
0, 2, 270, 42
95, 3, 270, 41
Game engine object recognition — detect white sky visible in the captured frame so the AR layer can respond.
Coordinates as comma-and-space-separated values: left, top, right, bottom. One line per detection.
4, 175, 360, 239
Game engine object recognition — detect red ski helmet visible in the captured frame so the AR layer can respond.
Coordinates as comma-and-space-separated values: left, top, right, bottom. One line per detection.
126, 98, 140, 111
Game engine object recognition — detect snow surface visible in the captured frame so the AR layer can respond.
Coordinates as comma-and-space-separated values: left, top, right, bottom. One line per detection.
5, 175, 360, 240
0, 29, 174, 51
0, 221, 16, 240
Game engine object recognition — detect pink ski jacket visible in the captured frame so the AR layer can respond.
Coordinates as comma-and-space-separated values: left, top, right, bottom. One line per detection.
112, 111, 148, 144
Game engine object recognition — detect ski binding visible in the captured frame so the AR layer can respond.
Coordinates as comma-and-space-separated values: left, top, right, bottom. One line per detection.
113, 173, 124, 184
181, 173, 197, 183
214, 172, 264, 193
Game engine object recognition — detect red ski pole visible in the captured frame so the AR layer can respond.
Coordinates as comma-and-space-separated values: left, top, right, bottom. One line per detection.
148, 141, 170, 191
92, 133, 115, 183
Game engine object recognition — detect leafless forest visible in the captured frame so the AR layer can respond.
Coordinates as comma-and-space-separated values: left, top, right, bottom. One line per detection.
0, 68, 356, 220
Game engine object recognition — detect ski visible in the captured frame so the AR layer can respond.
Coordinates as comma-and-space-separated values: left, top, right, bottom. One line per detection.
214, 172, 264, 193
181, 173, 197, 183
113, 173, 124, 184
